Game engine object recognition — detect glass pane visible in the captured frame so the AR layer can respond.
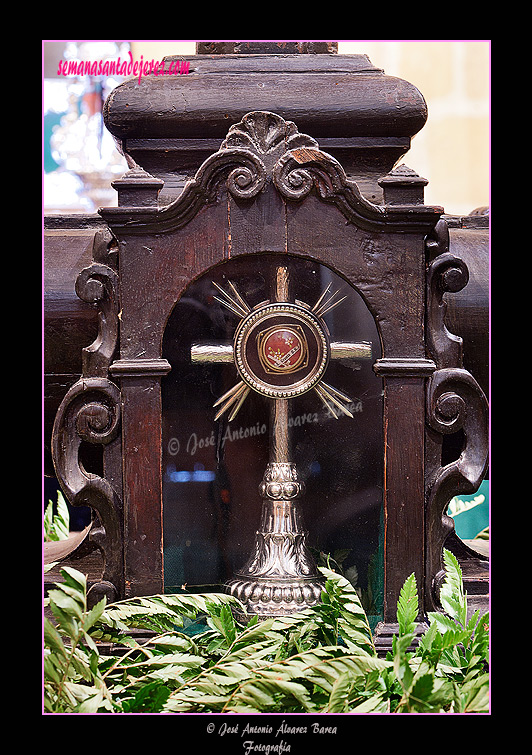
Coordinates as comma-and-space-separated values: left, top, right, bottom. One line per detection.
162, 254, 384, 625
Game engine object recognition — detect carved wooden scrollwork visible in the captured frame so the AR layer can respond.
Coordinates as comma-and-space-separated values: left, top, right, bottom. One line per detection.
197, 148, 267, 202
427, 368, 488, 494
132, 145, 267, 233
51, 250, 123, 603
105, 112, 441, 237
426, 240, 469, 370
425, 226, 489, 611
52, 377, 123, 601
272, 141, 377, 219
426, 368, 488, 608
75, 262, 119, 377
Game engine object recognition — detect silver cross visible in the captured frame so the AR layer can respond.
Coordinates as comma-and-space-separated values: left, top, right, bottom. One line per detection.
190, 264, 373, 620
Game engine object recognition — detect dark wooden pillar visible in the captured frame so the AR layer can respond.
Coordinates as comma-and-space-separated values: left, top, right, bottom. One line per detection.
110, 359, 170, 596
375, 362, 435, 623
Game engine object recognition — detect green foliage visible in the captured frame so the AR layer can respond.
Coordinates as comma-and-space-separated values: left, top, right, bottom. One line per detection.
44, 490, 70, 542
397, 573, 418, 636
448, 493, 485, 520
44, 568, 112, 712
43, 550, 489, 714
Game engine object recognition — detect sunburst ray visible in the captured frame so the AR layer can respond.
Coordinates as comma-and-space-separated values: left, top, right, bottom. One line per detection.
213, 380, 251, 421
314, 381, 354, 419
312, 282, 332, 313
212, 280, 251, 318
312, 284, 347, 319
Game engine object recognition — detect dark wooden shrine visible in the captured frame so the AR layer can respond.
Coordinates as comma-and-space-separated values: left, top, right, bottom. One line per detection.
46, 43, 488, 652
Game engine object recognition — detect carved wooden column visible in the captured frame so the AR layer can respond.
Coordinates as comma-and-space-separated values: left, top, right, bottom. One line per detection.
104, 169, 171, 597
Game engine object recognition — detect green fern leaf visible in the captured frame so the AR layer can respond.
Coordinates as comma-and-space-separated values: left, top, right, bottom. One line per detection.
397, 573, 418, 636
440, 549, 467, 628
325, 674, 353, 712
317, 567, 375, 655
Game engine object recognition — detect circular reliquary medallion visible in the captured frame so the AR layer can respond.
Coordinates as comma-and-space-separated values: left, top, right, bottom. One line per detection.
234, 302, 330, 398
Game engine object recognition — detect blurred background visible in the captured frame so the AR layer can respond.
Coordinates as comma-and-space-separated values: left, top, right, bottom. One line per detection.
42, 40, 489, 216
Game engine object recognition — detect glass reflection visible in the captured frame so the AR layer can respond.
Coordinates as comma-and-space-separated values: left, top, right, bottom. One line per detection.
162, 254, 384, 625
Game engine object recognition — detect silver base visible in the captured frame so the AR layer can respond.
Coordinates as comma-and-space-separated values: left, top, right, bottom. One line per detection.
225, 462, 324, 620
226, 574, 324, 622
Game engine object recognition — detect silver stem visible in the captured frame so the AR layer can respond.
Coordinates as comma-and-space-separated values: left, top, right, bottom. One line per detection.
271, 265, 292, 463
225, 264, 323, 619
271, 398, 291, 463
